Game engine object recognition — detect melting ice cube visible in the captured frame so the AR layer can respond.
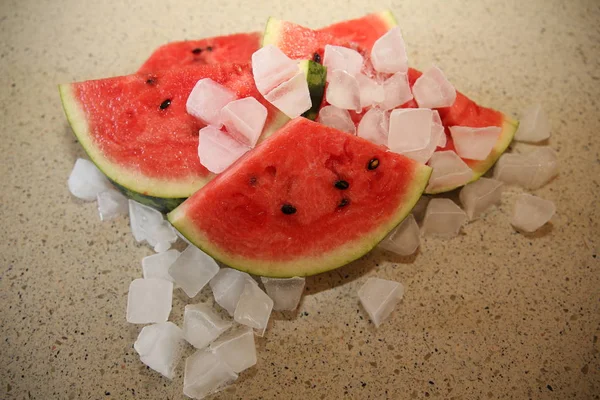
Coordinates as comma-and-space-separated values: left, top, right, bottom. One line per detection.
422, 198, 467, 238
67, 158, 112, 201
459, 178, 503, 220
209, 325, 257, 373
168, 245, 219, 298
323, 45, 364, 78
325, 70, 361, 111
433, 110, 447, 148
260, 276, 305, 311
378, 214, 420, 256
411, 195, 430, 223
126, 278, 173, 324
251, 45, 299, 95
209, 268, 253, 316
220, 97, 267, 148
412, 65, 457, 109
357, 73, 385, 109
493, 147, 558, 189
401, 110, 446, 164
264, 71, 312, 118
142, 249, 180, 283
357, 107, 388, 146
514, 104, 551, 143
198, 125, 250, 174
317, 105, 356, 134
378, 72, 413, 110
134, 322, 184, 379
128, 200, 165, 243
183, 349, 238, 399
370, 27, 408, 74
449, 126, 501, 160
388, 108, 432, 154
183, 303, 232, 349
186, 78, 237, 126
425, 151, 473, 193
511, 193, 556, 232
97, 189, 128, 221
358, 277, 404, 327
233, 279, 273, 336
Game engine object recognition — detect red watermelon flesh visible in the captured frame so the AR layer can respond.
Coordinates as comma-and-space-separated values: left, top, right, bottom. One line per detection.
168, 117, 431, 277
138, 32, 262, 74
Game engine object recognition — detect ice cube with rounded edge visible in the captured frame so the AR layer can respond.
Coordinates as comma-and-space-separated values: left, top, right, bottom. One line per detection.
97, 189, 128, 221
388, 108, 432, 154
220, 97, 268, 148
251, 45, 299, 95
357, 73, 385, 109
357, 107, 388, 146
432, 110, 447, 147
511, 194, 556, 233
134, 322, 184, 379
514, 104, 551, 143
422, 198, 467, 238
493, 147, 558, 189
209, 268, 254, 316
459, 178, 504, 220
260, 276, 305, 311
371, 27, 408, 74
142, 249, 180, 283
68, 158, 113, 201
233, 280, 274, 336
126, 278, 173, 324
154, 241, 171, 253
323, 45, 364, 79
183, 303, 232, 349
264, 71, 312, 118
146, 222, 178, 251
412, 65, 457, 109
400, 110, 445, 164
325, 70, 361, 111
168, 245, 219, 298
129, 200, 164, 243
186, 78, 237, 126
425, 151, 473, 193
378, 72, 413, 110
317, 105, 356, 134
449, 125, 502, 160
378, 214, 420, 256
209, 325, 257, 373
358, 277, 404, 327
411, 196, 430, 223
198, 125, 250, 174
183, 349, 238, 400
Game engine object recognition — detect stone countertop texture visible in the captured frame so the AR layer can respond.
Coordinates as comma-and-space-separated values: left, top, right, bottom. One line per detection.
1, 0, 599, 398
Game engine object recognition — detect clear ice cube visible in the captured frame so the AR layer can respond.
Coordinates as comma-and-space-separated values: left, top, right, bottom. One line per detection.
325, 70, 361, 111
422, 198, 468, 238
97, 189, 128, 221
209, 268, 254, 316
183, 303, 232, 349
358, 277, 404, 327
388, 108, 432, 153
209, 325, 257, 373
433, 110, 447, 147
264, 71, 312, 118
198, 125, 250, 174
514, 104, 551, 143
317, 105, 356, 134
260, 276, 305, 311
168, 245, 220, 298
251, 45, 299, 95
134, 322, 184, 379
126, 278, 173, 324
411, 195, 430, 222
67, 158, 112, 201
425, 151, 473, 193
323, 45, 364, 78
220, 97, 267, 148
459, 177, 504, 220
449, 125, 502, 160
128, 200, 165, 243
357, 107, 388, 146
493, 147, 558, 189
357, 73, 385, 109
511, 193, 556, 232
370, 27, 408, 74
186, 78, 237, 126
233, 279, 274, 336
378, 72, 413, 110
401, 110, 446, 164
183, 349, 238, 399
412, 65, 457, 109
378, 214, 420, 256
142, 249, 180, 283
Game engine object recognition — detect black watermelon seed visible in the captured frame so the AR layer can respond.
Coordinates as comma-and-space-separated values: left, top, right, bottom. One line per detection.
338, 198, 350, 208
206, 46, 214, 52
191, 48, 202, 54
146, 77, 156, 85
159, 99, 171, 110
249, 177, 257, 186
334, 180, 349, 190
367, 158, 380, 170
312, 53, 321, 64
281, 204, 296, 215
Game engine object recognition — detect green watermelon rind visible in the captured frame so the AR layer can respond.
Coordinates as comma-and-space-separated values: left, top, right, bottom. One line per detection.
299, 60, 327, 121
168, 163, 432, 278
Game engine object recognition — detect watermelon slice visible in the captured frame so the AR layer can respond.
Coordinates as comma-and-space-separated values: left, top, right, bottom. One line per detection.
138, 32, 262, 73
168, 118, 432, 277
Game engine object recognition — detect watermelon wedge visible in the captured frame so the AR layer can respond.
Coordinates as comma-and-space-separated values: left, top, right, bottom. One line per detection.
168, 118, 432, 277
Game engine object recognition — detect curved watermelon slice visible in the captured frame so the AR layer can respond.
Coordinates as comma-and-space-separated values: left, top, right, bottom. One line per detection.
59, 64, 290, 212
168, 118, 432, 277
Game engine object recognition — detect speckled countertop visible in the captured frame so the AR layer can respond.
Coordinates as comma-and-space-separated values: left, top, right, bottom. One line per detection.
1, 0, 599, 398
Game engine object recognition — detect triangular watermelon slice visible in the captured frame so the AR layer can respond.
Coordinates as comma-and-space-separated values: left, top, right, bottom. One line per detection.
168, 118, 431, 277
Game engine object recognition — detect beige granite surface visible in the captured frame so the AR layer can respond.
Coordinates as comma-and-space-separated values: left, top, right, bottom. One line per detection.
1, 0, 599, 398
